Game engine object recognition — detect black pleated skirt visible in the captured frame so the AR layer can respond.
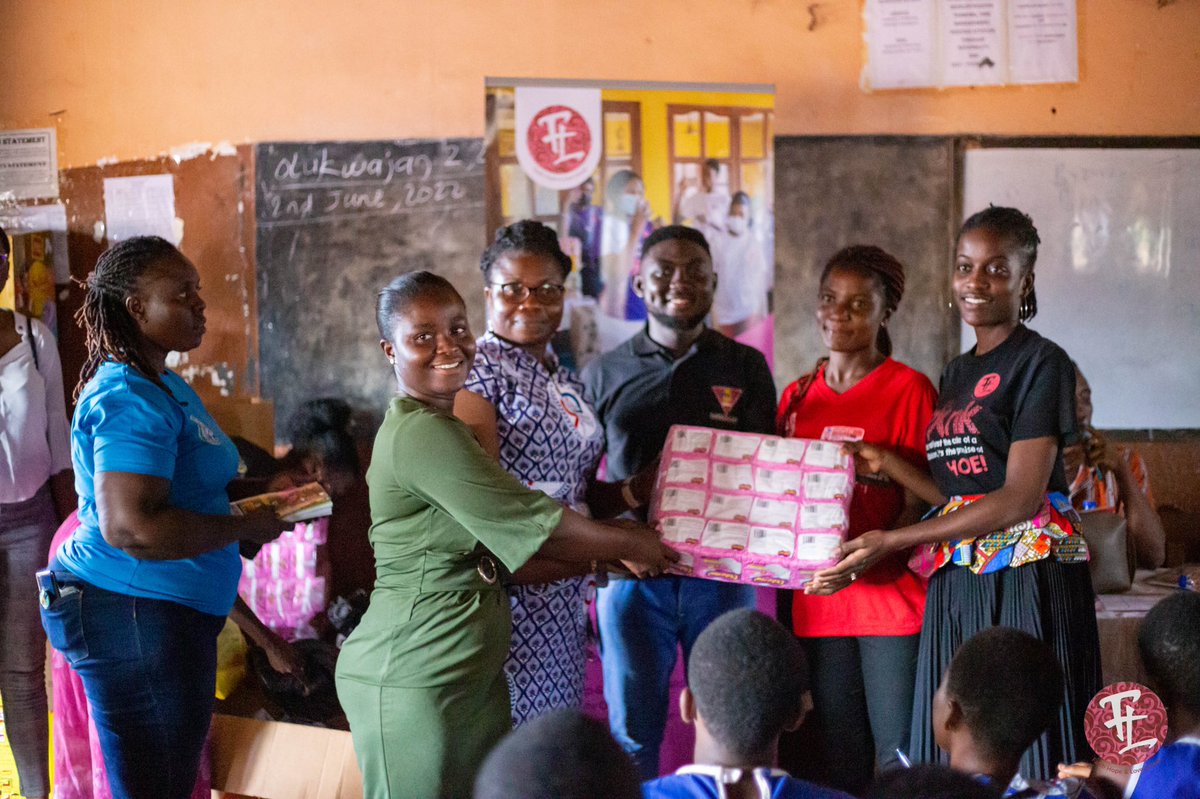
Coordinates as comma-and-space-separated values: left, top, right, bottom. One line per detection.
909, 558, 1102, 780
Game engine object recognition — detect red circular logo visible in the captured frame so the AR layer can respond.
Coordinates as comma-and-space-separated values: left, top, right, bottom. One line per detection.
974, 373, 1001, 398
1084, 682, 1167, 766
526, 105, 592, 174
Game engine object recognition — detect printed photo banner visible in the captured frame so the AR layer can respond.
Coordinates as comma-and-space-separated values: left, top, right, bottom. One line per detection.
486, 79, 776, 371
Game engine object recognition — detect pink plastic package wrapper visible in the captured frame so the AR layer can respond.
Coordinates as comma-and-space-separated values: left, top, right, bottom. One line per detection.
239, 517, 330, 639
648, 425, 855, 589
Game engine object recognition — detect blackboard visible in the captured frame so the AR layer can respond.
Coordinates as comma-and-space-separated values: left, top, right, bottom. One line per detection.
255, 139, 487, 439
773, 136, 958, 391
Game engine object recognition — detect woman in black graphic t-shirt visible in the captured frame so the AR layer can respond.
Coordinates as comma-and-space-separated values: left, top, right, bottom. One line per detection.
808, 207, 1101, 781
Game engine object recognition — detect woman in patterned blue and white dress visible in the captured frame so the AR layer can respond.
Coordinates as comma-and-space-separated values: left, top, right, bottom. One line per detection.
455, 220, 645, 725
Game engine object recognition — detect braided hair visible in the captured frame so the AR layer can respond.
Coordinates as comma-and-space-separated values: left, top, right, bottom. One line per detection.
820, 245, 906, 357
480, 220, 571, 282
960, 206, 1041, 321
75, 236, 182, 399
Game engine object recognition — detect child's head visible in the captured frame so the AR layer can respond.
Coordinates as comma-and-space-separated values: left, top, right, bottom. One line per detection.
473, 708, 640, 799
934, 627, 1063, 765
684, 608, 810, 760
868, 764, 1000, 799
1138, 591, 1200, 720
285, 398, 360, 496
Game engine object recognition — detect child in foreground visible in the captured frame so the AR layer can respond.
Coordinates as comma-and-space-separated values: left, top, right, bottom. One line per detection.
868, 763, 1000, 799
1060, 591, 1200, 798
932, 627, 1105, 798
473, 708, 641, 799
642, 608, 853, 799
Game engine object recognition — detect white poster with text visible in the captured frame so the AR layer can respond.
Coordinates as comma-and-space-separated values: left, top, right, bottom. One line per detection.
864, 0, 1076, 89
0, 129, 59, 200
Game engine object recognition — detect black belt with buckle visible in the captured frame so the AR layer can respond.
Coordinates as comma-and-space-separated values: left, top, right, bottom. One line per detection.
476, 555, 498, 585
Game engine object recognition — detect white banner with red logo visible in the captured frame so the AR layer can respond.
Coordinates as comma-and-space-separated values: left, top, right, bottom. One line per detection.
514, 87, 602, 191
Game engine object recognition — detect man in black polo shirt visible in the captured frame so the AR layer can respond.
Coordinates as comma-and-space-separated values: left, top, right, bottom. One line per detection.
582, 225, 776, 778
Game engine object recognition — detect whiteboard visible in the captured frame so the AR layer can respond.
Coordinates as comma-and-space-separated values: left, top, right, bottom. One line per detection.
962, 148, 1200, 429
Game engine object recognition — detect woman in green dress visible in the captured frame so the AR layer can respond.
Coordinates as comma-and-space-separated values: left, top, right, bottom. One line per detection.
335, 271, 675, 799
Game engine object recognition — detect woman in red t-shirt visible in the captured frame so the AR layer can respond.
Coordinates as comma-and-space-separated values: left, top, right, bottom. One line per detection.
775, 245, 936, 795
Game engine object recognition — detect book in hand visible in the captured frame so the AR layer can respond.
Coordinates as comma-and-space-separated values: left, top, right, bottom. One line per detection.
232, 482, 333, 523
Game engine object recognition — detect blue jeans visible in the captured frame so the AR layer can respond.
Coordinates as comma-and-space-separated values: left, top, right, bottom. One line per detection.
596, 575, 756, 779
39, 568, 225, 799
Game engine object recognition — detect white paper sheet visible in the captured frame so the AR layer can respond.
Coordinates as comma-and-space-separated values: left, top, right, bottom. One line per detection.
1007, 0, 1077, 84
865, 0, 937, 90
941, 0, 1006, 87
864, 0, 1077, 89
103, 174, 178, 243
0, 129, 59, 201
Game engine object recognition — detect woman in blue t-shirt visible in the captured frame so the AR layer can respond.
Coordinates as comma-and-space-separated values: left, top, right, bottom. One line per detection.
40, 237, 290, 799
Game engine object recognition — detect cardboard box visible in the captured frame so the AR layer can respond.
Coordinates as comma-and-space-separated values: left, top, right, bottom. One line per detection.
210, 714, 362, 799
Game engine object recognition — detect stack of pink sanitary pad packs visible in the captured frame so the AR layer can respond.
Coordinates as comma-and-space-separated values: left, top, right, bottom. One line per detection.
649, 425, 855, 589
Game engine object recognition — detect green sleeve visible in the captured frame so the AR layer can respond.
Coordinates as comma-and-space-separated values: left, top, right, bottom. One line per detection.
392, 406, 564, 573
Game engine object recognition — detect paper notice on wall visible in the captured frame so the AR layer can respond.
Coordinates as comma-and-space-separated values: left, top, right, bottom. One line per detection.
863, 0, 1077, 89
103, 174, 178, 243
1007, 0, 1077, 84
941, 0, 1006, 87
0, 129, 59, 200
0, 203, 70, 279
864, 0, 936, 90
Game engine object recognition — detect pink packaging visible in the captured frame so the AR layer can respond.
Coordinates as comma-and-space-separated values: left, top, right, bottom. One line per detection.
237, 519, 331, 640
649, 425, 855, 589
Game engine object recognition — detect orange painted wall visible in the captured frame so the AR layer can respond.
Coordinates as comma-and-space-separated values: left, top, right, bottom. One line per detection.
2, 0, 1198, 168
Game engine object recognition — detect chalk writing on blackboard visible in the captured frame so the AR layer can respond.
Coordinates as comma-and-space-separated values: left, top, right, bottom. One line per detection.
256, 140, 485, 227
253, 138, 488, 440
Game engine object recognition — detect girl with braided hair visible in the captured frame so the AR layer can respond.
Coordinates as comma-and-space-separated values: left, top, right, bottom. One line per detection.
809, 207, 1101, 782
774, 244, 936, 795
40, 236, 291, 799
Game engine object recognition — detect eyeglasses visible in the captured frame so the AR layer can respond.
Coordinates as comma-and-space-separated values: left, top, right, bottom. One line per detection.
490, 281, 566, 304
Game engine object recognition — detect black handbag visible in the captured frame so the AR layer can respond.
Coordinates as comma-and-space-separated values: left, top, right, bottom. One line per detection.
1079, 509, 1135, 593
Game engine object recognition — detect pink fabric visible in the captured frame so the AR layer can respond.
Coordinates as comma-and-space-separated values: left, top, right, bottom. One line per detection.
48, 512, 211, 799
733, 314, 774, 371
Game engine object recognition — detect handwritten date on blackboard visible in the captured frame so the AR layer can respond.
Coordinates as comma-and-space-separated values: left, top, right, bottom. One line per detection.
256, 140, 484, 227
